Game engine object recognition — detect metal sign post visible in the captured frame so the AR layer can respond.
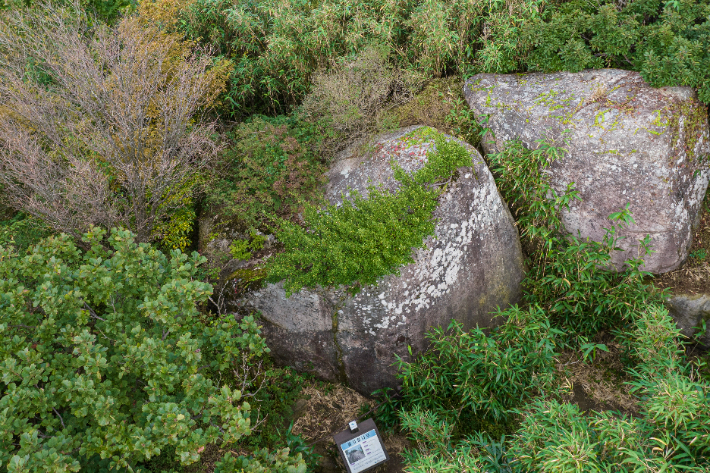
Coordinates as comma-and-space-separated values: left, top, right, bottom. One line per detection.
333, 418, 389, 473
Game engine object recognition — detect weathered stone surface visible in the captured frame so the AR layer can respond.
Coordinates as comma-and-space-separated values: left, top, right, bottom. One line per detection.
666, 293, 710, 347
245, 126, 525, 395
464, 69, 710, 273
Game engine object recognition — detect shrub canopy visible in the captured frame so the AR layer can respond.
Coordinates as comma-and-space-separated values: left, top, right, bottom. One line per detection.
0, 228, 304, 472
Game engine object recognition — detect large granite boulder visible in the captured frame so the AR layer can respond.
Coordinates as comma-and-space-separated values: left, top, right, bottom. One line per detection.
464, 69, 710, 273
245, 126, 525, 395
666, 293, 710, 347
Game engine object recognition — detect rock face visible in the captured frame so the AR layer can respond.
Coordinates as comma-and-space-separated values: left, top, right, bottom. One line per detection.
666, 294, 710, 347
246, 126, 525, 395
464, 69, 710, 273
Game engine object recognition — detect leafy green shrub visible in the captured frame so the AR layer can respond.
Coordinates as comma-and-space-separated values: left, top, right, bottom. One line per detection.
399, 306, 710, 472
302, 44, 423, 145
146, 0, 557, 117
505, 305, 710, 472
141, 363, 313, 473
0, 212, 53, 254
152, 204, 197, 252
0, 227, 305, 472
390, 137, 706, 469
214, 448, 306, 473
443, 90, 483, 147
480, 0, 710, 102
689, 248, 707, 261
265, 133, 472, 295
206, 115, 327, 233
383, 306, 560, 438
229, 232, 267, 261
508, 401, 646, 472
488, 139, 662, 336
398, 407, 486, 472
377, 76, 483, 146
140, 0, 709, 122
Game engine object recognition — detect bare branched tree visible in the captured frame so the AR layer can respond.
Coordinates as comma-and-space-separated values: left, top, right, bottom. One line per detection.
0, 2, 227, 242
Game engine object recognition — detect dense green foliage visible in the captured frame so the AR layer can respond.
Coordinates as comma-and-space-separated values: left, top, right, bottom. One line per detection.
164, 0, 710, 120
173, 0, 483, 116
265, 133, 472, 295
389, 137, 710, 470
505, 306, 709, 472
0, 213, 53, 254
379, 306, 561, 436
1, 0, 709, 470
489, 138, 662, 335
500, 0, 710, 102
206, 115, 328, 233
0, 228, 305, 472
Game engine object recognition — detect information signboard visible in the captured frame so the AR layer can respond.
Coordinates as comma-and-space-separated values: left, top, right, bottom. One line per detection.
333, 418, 389, 473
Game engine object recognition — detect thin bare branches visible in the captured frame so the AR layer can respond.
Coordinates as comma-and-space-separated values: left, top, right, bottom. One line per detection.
0, 2, 224, 243
84, 303, 107, 322
53, 407, 66, 430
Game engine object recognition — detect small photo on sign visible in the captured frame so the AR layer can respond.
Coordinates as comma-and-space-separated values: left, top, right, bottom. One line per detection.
344, 444, 366, 465
340, 429, 386, 473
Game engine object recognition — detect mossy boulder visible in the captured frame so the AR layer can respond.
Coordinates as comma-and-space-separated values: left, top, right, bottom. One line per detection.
465, 69, 710, 273
245, 126, 525, 395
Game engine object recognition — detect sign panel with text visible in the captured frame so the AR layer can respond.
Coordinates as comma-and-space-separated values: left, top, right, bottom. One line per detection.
333, 418, 389, 473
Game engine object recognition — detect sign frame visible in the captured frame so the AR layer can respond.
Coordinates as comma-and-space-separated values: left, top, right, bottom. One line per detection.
333, 418, 389, 473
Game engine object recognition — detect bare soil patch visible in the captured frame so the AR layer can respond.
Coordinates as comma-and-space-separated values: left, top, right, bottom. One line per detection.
654, 196, 710, 295
292, 383, 410, 473
557, 333, 640, 417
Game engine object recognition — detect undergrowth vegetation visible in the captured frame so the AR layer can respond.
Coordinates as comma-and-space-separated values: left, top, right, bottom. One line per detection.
1, 0, 709, 471
381, 306, 562, 436
374, 136, 710, 471
137, 0, 710, 119
0, 228, 316, 472
396, 305, 710, 472
206, 115, 329, 234
265, 132, 472, 295
489, 139, 662, 336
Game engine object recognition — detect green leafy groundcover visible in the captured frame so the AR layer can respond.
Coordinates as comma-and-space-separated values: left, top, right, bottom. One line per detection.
0, 228, 306, 472
379, 138, 710, 471
171, 0, 708, 119
396, 306, 710, 472
265, 132, 473, 295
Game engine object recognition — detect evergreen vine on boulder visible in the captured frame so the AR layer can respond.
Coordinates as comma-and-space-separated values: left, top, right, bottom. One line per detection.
465, 69, 710, 273
245, 126, 525, 394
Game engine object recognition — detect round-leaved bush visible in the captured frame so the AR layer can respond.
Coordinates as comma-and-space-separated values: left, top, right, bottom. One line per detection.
0, 228, 304, 472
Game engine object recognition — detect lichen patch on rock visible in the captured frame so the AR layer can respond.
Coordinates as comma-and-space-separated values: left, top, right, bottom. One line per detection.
465, 69, 710, 274
246, 126, 525, 394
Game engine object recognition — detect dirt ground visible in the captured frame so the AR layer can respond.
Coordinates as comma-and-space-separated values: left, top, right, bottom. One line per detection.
291, 383, 411, 473
556, 332, 640, 417
654, 196, 710, 295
